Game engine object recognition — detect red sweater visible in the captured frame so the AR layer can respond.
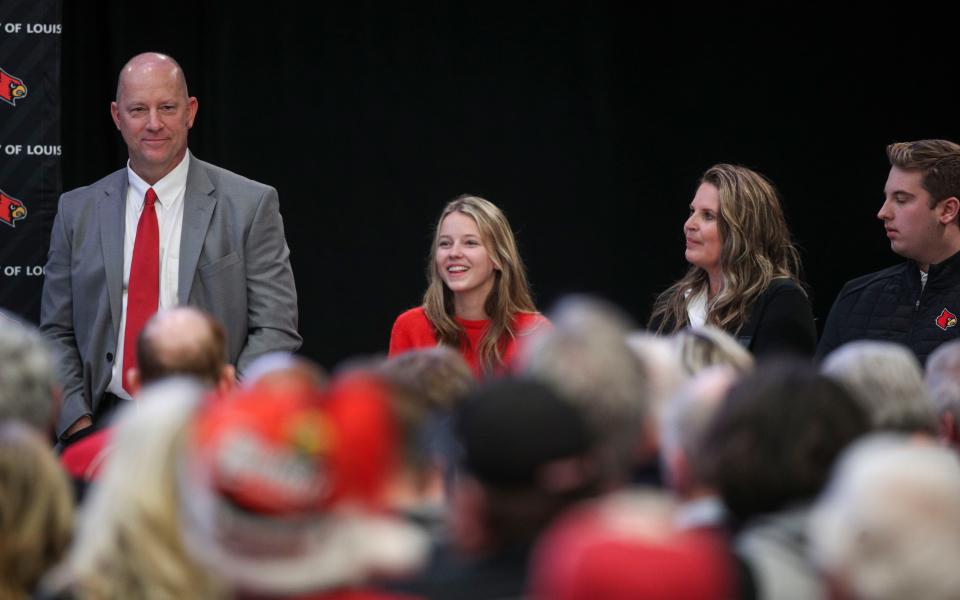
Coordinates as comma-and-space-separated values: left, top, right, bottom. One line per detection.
388, 307, 550, 377
60, 428, 112, 481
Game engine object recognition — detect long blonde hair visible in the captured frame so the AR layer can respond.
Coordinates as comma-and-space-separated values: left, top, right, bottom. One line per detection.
649, 164, 803, 334
0, 423, 73, 600
62, 380, 227, 599
422, 195, 536, 373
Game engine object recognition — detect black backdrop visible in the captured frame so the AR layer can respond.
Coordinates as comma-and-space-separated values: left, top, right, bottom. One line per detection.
60, 3, 960, 370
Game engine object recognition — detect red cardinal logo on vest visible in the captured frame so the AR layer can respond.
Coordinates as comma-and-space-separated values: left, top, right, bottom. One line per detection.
936, 308, 958, 331
0, 68, 28, 106
0, 191, 27, 227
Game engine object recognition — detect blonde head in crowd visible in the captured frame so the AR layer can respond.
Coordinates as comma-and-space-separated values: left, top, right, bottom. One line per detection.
625, 331, 687, 417
423, 195, 536, 373
672, 325, 754, 377
650, 164, 803, 335
62, 379, 225, 599
0, 422, 73, 599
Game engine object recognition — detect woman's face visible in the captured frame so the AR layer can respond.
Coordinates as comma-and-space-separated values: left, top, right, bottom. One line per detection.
436, 211, 498, 303
684, 183, 723, 273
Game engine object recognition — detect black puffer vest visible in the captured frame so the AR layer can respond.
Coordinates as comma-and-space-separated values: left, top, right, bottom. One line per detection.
817, 250, 960, 365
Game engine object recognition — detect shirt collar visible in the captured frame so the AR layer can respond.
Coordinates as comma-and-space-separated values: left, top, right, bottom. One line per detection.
924, 248, 960, 290
125, 152, 191, 209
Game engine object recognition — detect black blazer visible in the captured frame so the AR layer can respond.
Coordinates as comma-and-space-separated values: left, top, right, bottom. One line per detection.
650, 278, 817, 359
736, 278, 816, 359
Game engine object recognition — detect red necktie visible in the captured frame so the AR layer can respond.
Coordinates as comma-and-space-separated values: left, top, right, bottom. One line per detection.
122, 187, 160, 393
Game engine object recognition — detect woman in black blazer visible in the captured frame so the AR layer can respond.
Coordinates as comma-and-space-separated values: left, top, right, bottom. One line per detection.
648, 164, 816, 358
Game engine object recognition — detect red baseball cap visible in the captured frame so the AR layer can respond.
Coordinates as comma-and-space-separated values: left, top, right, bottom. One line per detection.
178, 374, 428, 595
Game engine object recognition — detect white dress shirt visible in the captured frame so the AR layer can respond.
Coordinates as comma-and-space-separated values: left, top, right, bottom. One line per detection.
107, 153, 189, 399
686, 289, 708, 327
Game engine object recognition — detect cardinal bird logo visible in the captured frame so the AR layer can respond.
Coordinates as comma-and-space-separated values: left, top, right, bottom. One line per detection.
0, 191, 27, 227
936, 308, 958, 331
0, 68, 28, 106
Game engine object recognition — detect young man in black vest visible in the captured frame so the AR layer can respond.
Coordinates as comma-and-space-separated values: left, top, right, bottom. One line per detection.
818, 139, 960, 365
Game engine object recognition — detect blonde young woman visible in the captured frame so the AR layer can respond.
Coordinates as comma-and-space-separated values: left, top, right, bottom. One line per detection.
649, 164, 816, 358
389, 195, 548, 376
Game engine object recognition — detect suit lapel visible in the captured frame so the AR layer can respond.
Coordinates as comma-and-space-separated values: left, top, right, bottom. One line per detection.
99, 171, 127, 338
179, 155, 216, 303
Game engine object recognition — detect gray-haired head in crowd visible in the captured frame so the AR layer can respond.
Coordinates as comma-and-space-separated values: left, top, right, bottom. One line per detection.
821, 340, 937, 434
925, 339, 960, 447
660, 367, 739, 507
519, 295, 652, 485
0, 310, 59, 434
625, 331, 686, 416
810, 434, 960, 600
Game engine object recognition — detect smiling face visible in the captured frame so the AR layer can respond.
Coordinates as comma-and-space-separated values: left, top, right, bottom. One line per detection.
684, 182, 723, 276
110, 54, 198, 185
435, 211, 499, 312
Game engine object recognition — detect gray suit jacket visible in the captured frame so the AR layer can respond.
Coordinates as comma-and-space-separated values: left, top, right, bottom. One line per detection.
41, 154, 301, 436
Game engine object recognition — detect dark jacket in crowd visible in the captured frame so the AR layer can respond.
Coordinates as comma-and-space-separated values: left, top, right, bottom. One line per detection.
817, 249, 960, 365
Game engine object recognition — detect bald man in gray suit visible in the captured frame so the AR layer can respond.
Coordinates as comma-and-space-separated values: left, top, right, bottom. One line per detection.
41, 52, 300, 441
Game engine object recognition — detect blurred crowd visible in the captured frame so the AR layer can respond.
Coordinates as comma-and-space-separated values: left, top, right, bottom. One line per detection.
4, 296, 960, 600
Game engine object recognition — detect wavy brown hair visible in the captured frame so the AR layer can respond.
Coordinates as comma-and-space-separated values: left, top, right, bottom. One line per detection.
649, 164, 804, 335
422, 195, 536, 374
